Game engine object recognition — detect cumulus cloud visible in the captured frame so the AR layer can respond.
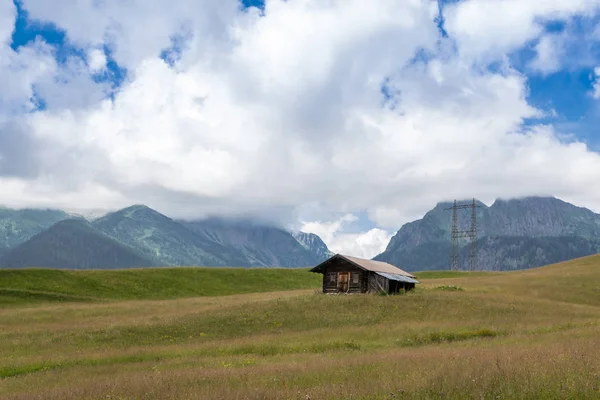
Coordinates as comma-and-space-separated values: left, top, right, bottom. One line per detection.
528, 16, 600, 75
444, 0, 600, 61
1, 0, 600, 257
0, 1, 16, 45
87, 48, 107, 73
300, 214, 392, 259
529, 34, 564, 75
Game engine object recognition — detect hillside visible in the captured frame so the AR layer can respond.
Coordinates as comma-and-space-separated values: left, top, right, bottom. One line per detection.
2, 255, 600, 399
181, 218, 328, 267
92, 205, 249, 267
0, 267, 320, 305
0, 208, 70, 250
468, 235, 600, 270
89, 206, 331, 268
376, 196, 600, 271
0, 204, 332, 269
0, 219, 155, 270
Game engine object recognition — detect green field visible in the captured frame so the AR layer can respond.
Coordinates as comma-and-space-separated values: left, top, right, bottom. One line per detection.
0, 267, 320, 306
2, 258, 600, 399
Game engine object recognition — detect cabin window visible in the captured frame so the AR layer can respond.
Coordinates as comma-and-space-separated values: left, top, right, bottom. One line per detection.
351, 272, 359, 284
328, 272, 337, 283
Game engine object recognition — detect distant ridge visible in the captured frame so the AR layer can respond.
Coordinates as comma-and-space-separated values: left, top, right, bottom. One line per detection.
180, 218, 328, 267
92, 205, 248, 267
0, 207, 71, 249
0, 219, 155, 269
0, 204, 332, 269
4, 196, 598, 271
375, 196, 600, 271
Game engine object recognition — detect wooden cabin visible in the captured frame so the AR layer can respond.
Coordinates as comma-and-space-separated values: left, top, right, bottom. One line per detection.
310, 254, 419, 294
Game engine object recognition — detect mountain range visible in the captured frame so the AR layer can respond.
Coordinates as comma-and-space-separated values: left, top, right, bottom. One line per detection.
1, 196, 599, 271
0, 205, 331, 269
0, 219, 156, 270
374, 197, 600, 271
0, 208, 70, 258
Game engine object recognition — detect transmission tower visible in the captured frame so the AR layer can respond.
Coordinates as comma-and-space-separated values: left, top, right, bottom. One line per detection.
450, 200, 459, 271
445, 199, 480, 271
469, 199, 478, 271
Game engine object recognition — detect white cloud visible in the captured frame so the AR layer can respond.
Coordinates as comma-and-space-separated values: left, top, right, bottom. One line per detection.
0, 41, 57, 117
20, 0, 241, 69
301, 214, 359, 244
527, 17, 600, 75
87, 49, 107, 73
444, 0, 600, 62
529, 34, 563, 75
1, 0, 600, 260
0, 1, 16, 45
331, 229, 393, 259
300, 214, 392, 259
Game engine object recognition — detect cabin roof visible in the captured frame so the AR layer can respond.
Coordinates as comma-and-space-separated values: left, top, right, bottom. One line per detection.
374, 271, 419, 284
310, 254, 416, 278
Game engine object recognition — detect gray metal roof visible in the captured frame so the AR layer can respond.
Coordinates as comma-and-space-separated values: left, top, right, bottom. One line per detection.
310, 254, 416, 277
375, 271, 420, 284
342, 255, 416, 277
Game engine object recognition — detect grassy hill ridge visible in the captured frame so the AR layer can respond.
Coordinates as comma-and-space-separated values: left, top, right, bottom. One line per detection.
3, 253, 600, 306
0, 267, 321, 306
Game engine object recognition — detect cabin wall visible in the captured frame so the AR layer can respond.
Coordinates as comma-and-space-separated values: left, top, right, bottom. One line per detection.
369, 275, 416, 294
317, 257, 416, 294
321, 260, 366, 293
367, 272, 389, 293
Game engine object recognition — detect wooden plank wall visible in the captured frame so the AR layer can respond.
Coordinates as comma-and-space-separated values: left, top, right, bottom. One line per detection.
368, 272, 389, 293
321, 259, 365, 293
348, 270, 363, 293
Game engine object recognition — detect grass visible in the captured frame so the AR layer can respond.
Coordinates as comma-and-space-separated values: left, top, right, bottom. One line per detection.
0, 267, 320, 306
414, 270, 499, 279
429, 284, 464, 291
2, 256, 600, 398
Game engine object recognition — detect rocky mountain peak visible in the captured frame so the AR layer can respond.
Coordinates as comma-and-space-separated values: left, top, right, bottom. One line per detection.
376, 196, 600, 271
291, 231, 334, 260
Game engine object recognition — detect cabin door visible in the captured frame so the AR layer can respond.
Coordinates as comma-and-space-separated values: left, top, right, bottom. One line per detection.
338, 272, 350, 292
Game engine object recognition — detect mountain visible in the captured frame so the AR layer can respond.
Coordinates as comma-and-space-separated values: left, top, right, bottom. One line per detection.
482, 197, 600, 237
0, 204, 332, 269
0, 208, 71, 251
468, 236, 600, 271
291, 231, 334, 260
92, 205, 248, 267
0, 219, 155, 269
180, 218, 329, 267
375, 197, 600, 271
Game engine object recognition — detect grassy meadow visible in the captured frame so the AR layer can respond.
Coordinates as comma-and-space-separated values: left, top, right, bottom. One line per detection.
0, 267, 321, 306
2, 258, 600, 399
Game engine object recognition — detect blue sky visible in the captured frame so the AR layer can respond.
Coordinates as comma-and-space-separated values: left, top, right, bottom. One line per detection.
511, 16, 600, 149
242, 0, 265, 9
527, 70, 600, 148
11, 0, 126, 100
3, 0, 600, 257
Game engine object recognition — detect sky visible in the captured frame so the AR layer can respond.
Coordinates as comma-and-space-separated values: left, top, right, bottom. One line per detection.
2, 0, 600, 258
